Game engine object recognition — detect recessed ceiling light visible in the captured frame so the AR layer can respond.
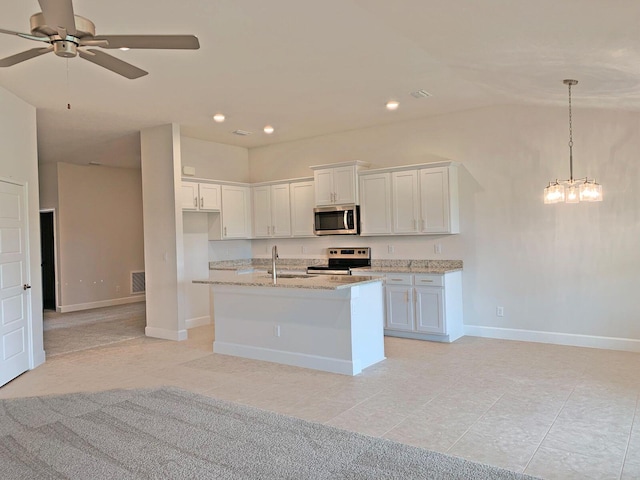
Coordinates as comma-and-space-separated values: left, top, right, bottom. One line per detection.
263, 125, 274, 134
119, 47, 130, 51
213, 113, 226, 123
386, 100, 399, 111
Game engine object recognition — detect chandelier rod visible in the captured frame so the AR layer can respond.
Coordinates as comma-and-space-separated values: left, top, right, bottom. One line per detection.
565, 79, 577, 183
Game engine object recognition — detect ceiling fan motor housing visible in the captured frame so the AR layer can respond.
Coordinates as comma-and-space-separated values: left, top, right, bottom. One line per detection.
29, 12, 96, 57
53, 40, 76, 57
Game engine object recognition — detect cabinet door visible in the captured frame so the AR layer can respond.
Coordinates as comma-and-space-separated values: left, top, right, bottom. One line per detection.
360, 173, 392, 235
252, 186, 272, 237
333, 166, 356, 204
221, 185, 251, 238
199, 183, 221, 211
419, 167, 450, 233
415, 286, 444, 334
386, 285, 414, 331
290, 181, 315, 237
271, 184, 292, 237
392, 170, 419, 233
181, 182, 198, 210
314, 169, 335, 205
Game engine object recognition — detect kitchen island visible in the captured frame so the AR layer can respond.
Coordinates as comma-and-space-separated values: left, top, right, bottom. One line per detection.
194, 271, 385, 375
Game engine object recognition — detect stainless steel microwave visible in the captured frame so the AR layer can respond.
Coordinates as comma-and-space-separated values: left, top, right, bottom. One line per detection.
313, 205, 360, 235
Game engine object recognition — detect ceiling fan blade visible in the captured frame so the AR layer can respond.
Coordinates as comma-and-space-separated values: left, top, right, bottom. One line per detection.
37, 0, 76, 35
0, 28, 51, 43
78, 49, 148, 79
0, 46, 53, 67
92, 35, 200, 50
78, 38, 109, 47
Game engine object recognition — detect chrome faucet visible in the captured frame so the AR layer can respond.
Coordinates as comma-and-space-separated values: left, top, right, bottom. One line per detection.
272, 245, 279, 283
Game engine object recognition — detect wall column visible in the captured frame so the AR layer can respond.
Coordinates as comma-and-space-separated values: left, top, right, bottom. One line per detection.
140, 123, 186, 340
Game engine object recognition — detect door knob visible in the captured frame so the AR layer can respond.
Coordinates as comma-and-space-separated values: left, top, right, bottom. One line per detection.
23, 284, 31, 290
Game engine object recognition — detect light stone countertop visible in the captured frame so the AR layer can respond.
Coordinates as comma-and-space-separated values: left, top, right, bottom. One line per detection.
209, 258, 463, 274
193, 270, 383, 290
352, 266, 462, 274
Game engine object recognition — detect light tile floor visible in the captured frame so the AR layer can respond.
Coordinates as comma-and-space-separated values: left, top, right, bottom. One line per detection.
2, 323, 640, 479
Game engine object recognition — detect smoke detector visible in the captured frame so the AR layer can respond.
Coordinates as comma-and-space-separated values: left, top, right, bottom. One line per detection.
232, 129, 252, 136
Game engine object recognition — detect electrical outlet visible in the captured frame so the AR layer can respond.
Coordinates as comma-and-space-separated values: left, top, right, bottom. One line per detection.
496, 306, 504, 317
434, 244, 442, 254
387, 245, 394, 254
302, 246, 307, 254
274, 325, 281, 337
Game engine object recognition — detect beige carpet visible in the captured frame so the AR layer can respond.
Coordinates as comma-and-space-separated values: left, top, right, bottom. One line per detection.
43, 303, 146, 357
0, 387, 542, 479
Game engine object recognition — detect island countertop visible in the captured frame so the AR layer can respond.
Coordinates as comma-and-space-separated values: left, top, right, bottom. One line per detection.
193, 270, 382, 290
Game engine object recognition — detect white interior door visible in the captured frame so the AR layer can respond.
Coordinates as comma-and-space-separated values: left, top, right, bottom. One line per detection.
0, 181, 30, 387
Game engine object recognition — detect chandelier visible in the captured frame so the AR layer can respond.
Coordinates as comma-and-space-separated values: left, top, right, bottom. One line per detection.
544, 79, 602, 204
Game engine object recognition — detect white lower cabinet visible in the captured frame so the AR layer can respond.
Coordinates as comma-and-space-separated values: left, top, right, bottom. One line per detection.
355, 270, 463, 342
386, 285, 414, 331
415, 286, 444, 334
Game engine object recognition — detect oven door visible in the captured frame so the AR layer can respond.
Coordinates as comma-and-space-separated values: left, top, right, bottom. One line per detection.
313, 205, 359, 235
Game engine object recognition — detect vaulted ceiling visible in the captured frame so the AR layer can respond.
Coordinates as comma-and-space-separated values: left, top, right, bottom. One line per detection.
0, 0, 638, 167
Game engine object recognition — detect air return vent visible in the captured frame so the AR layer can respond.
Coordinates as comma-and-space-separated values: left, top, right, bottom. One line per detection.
410, 89, 432, 99
131, 271, 145, 295
232, 129, 252, 136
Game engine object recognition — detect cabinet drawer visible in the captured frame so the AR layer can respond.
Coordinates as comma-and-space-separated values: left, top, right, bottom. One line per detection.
385, 273, 413, 285
413, 274, 443, 287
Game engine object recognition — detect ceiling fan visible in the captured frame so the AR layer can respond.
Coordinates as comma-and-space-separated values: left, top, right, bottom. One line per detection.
0, 0, 200, 79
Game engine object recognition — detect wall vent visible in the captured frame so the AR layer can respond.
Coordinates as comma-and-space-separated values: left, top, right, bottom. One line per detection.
131, 271, 145, 295
410, 89, 432, 99
232, 129, 252, 136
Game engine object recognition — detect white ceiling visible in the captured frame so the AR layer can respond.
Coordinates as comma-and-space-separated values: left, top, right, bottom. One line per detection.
0, 0, 638, 167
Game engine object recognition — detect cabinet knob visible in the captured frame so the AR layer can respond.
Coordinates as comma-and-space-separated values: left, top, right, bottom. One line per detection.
200, 197, 204, 208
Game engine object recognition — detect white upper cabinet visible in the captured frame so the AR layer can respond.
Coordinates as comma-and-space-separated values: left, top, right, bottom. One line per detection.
290, 181, 315, 237
220, 185, 251, 239
359, 172, 392, 235
181, 182, 221, 212
392, 170, 420, 234
253, 183, 292, 238
181, 182, 199, 210
419, 166, 459, 234
271, 183, 292, 237
356, 162, 460, 236
311, 161, 369, 206
252, 185, 272, 237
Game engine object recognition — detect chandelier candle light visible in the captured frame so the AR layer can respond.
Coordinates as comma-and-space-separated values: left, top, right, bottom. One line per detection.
543, 79, 603, 204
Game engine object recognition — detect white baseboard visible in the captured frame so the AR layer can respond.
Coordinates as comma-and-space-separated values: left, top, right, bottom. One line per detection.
31, 349, 46, 369
214, 341, 358, 375
185, 315, 211, 329
145, 326, 188, 341
58, 295, 145, 313
464, 325, 640, 353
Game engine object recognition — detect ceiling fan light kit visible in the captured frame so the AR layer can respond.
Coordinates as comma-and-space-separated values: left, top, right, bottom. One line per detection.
543, 79, 603, 204
0, 0, 199, 78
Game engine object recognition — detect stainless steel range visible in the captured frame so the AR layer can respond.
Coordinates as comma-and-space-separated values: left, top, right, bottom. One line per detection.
307, 247, 371, 275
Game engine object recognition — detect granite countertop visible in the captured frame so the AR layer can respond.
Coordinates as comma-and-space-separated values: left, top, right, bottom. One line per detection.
209, 258, 463, 274
193, 270, 383, 290
353, 266, 462, 274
